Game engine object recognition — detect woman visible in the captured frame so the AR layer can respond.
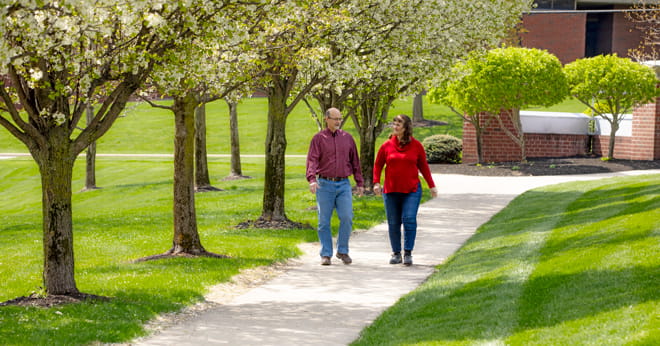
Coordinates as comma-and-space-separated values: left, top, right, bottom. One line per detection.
373, 114, 438, 266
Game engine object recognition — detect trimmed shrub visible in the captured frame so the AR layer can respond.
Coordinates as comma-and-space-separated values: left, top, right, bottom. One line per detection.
422, 134, 462, 164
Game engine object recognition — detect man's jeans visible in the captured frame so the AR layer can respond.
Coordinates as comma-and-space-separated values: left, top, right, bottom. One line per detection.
316, 178, 353, 257
383, 183, 422, 253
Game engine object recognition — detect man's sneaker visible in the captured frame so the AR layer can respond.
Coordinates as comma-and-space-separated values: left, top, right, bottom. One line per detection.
389, 252, 402, 264
336, 252, 352, 265
321, 256, 331, 265
403, 254, 413, 266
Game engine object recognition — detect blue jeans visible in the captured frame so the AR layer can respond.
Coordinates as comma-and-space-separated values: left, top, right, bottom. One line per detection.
316, 178, 353, 257
383, 183, 422, 253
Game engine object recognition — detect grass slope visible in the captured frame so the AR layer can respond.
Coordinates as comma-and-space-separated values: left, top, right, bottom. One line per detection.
352, 174, 659, 345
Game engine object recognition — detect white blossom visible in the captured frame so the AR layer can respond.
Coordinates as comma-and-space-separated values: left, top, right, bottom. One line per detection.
52, 112, 66, 126
29, 68, 43, 81
144, 12, 165, 28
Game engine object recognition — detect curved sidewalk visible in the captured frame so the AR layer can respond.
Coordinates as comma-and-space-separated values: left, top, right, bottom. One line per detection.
133, 170, 660, 346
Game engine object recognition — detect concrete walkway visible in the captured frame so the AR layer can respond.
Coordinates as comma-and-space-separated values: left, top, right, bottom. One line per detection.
133, 170, 660, 346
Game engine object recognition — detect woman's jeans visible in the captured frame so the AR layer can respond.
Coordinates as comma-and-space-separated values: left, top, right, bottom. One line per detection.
383, 183, 422, 253
316, 178, 353, 257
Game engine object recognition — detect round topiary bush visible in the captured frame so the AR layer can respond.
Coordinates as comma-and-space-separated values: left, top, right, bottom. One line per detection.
422, 134, 462, 164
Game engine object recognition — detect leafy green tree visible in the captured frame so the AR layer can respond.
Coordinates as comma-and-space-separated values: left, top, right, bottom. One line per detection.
437, 47, 568, 162
564, 54, 659, 159
428, 70, 494, 164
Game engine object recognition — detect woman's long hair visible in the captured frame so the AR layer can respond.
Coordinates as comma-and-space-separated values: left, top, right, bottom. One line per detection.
393, 114, 413, 146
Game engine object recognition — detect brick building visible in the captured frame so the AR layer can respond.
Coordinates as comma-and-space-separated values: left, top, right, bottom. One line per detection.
459, 0, 660, 163
521, 0, 656, 64
461, 101, 660, 163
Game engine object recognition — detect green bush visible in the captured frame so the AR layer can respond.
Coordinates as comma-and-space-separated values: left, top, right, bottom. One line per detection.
422, 134, 462, 164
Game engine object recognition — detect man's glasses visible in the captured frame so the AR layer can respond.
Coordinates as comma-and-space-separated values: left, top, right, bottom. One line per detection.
328, 117, 343, 121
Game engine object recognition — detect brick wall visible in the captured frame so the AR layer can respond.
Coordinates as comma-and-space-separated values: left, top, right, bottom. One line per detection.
521, 13, 586, 64
521, 9, 651, 64
462, 98, 660, 163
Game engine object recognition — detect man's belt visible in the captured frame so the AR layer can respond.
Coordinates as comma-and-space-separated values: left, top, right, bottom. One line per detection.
318, 175, 347, 182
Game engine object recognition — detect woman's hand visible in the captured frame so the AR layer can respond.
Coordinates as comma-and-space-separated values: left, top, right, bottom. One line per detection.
430, 187, 438, 198
373, 183, 382, 196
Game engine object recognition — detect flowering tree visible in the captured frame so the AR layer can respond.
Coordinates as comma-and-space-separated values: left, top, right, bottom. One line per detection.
138, 1, 267, 259
565, 54, 659, 160
247, 0, 349, 228
626, 1, 659, 63
0, 0, 230, 296
309, 0, 534, 187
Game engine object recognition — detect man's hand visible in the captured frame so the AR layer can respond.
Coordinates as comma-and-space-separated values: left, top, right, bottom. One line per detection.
309, 182, 317, 194
373, 183, 382, 196
356, 186, 364, 197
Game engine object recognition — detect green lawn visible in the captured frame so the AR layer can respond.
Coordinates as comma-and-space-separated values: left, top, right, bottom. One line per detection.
352, 174, 660, 345
0, 95, 584, 155
0, 95, 464, 155
0, 155, 389, 344
2, 95, 641, 345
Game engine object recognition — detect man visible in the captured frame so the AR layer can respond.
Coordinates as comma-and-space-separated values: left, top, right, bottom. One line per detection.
306, 107, 364, 265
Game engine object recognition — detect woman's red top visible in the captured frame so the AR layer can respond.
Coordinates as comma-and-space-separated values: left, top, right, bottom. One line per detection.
373, 135, 435, 194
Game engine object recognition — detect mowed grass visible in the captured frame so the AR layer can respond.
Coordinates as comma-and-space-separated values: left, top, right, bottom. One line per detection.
0, 95, 583, 155
0, 95, 454, 344
0, 155, 389, 344
352, 174, 660, 345
0, 95, 465, 155
0, 95, 634, 345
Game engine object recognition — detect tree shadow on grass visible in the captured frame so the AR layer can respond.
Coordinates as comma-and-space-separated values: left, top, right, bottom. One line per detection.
359, 264, 658, 345
473, 182, 659, 244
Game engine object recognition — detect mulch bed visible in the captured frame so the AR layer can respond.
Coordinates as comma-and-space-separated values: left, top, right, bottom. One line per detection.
430, 156, 660, 176
0, 292, 109, 308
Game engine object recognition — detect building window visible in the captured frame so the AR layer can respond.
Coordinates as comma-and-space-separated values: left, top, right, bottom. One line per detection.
534, 0, 576, 10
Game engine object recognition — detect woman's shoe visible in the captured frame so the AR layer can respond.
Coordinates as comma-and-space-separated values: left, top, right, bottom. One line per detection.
389, 252, 402, 264
403, 254, 413, 266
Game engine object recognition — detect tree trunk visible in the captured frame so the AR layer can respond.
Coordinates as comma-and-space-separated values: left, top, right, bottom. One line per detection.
194, 102, 219, 191
260, 85, 289, 222
496, 109, 527, 162
84, 104, 98, 191
351, 95, 390, 190
607, 117, 620, 159
227, 99, 244, 177
475, 126, 485, 164
33, 128, 79, 295
471, 112, 495, 164
170, 95, 206, 255
412, 92, 424, 122
358, 129, 377, 190
513, 108, 527, 162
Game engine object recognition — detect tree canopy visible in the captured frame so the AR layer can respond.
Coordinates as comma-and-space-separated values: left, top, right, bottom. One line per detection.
434, 47, 568, 162
564, 54, 659, 159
